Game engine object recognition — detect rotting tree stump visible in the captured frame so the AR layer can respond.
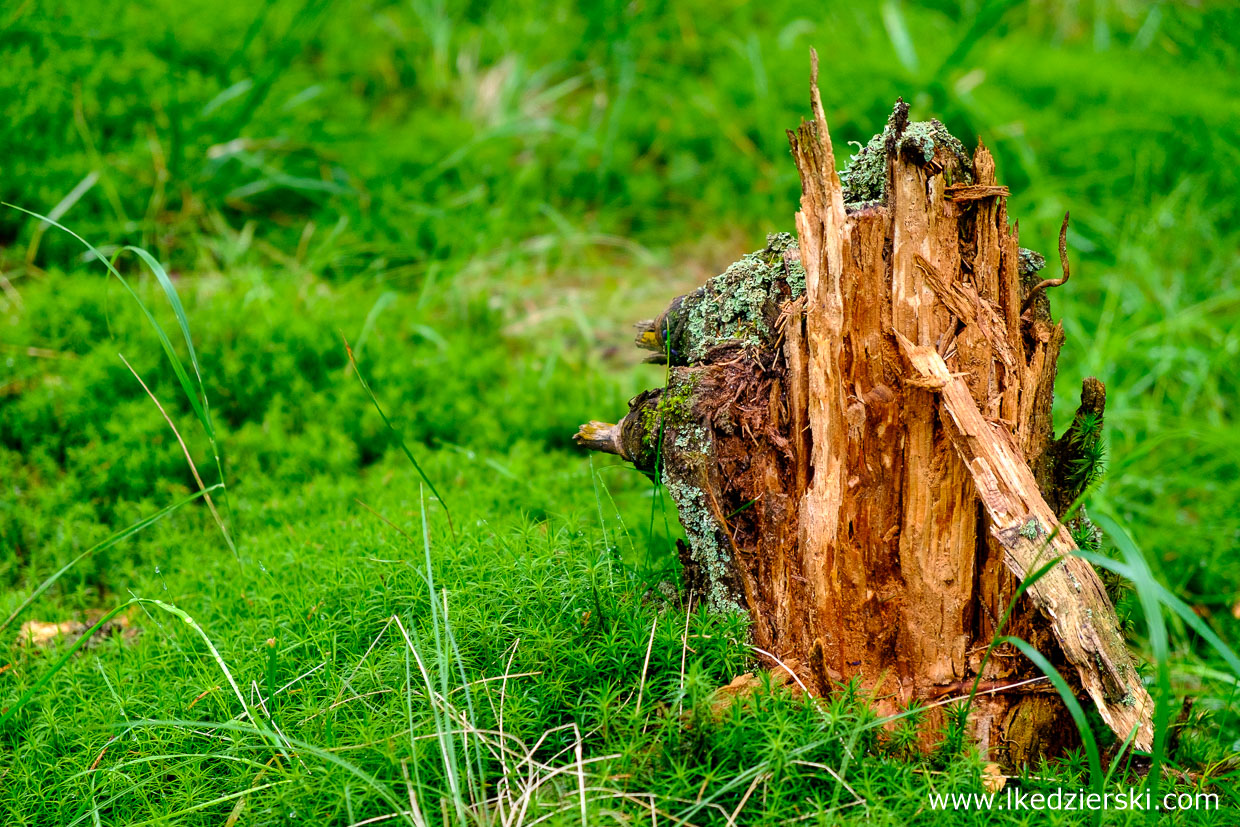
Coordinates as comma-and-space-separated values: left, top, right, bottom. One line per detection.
576, 56, 1154, 765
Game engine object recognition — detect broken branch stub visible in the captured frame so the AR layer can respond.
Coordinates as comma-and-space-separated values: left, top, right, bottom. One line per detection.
575, 60, 1153, 763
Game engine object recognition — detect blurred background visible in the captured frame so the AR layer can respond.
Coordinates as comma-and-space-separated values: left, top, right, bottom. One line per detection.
3, 1, 1236, 276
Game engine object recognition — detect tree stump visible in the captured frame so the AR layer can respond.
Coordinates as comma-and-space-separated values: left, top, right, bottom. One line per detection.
576, 57, 1154, 764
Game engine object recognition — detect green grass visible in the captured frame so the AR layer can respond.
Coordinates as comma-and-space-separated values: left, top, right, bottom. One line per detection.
2, 0, 1239, 824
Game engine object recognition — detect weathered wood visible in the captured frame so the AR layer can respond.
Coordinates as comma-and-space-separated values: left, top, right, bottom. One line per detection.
898, 335, 1153, 749
574, 54, 1154, 764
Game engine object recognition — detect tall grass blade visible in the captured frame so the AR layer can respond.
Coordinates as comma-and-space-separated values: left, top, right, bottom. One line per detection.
418, 487, 469, 822
342, 334, 455, 540
961, 554, 1064, 720
116, 720, 416, 827
119, 353, 234, 553
1074, 546, 1240, 678
1002, 637, 1104, 817
3, 207, 207, 438
2, 204, 236, 555
1088, 513, 1198, 820
0, 484, 221, 635
880, 0, 920, 74
1, 597, 289, 762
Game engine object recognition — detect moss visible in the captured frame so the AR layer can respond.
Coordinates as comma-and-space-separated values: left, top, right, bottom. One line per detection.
639, 405, 661, 450
1069, 511, 1104, 553
639, 372, 701, 455
659, 372, 700, 425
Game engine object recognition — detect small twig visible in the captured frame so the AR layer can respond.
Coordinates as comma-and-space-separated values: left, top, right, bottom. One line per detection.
677, 591, 695, 715
1021, 211, 1072, 314
749, 646, 813, 696
944, 184, 1010, 201
635, 612, 659, 715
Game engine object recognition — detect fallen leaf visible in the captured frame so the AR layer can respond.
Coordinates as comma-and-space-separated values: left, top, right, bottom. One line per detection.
17, 614, 135, 651
17, 620, 86, 648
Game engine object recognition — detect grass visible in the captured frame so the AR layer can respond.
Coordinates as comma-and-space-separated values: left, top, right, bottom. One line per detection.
2, 0, 1239, 824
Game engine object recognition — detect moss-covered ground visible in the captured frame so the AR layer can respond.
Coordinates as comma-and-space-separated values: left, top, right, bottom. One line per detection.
2, 1, 1238, 824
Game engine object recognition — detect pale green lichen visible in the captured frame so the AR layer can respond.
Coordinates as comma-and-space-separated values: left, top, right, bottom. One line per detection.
1018, 247, 1047, 289
1019, 247, 1046, 277
666, 233, 804, 364
839, 106, 972, 208
661, 423, 745, 615
899, 119, 970, 171
786, 257, 807, 296
841, 129, 889, 207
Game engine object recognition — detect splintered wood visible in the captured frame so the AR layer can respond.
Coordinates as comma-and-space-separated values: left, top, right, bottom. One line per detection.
576, 53, 1154, 763
788, 52, 1152, 752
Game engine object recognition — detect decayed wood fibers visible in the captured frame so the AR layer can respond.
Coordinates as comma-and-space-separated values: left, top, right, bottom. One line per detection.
575, 59, 1153, 761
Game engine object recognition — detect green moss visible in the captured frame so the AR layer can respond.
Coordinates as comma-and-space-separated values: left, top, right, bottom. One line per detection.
1069, 511, 1104, 553
639, 405, 662, 450
659, 372, 700, 425
639, 372, 701, 456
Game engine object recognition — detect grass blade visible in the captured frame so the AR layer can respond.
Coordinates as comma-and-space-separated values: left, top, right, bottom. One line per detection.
1088, 513, 1196, 820
1, 597, 289, 763
0, 484, 221, 635
1002, 637, 1104, 810
3, 204, 236, 555
2, 602, 136, 727
342, 334, 455, 540
1074, 546, 1240, 678
3, 206, 209, 440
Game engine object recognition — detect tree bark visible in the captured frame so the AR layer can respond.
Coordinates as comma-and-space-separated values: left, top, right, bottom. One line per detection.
576, 57, 1153, 764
